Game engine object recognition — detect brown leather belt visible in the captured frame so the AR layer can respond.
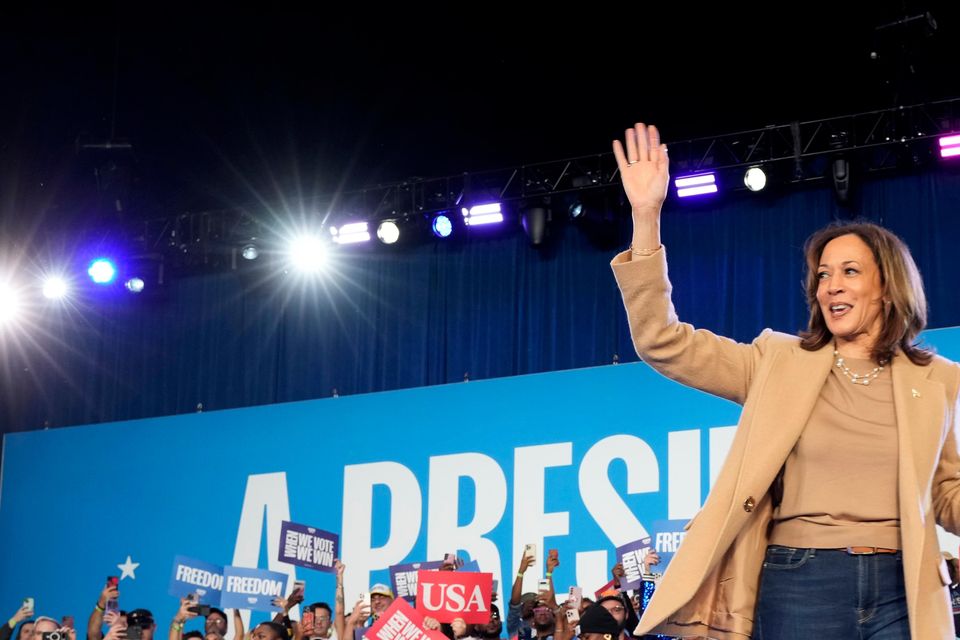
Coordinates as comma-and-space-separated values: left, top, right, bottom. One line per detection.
844, 546, 899, 555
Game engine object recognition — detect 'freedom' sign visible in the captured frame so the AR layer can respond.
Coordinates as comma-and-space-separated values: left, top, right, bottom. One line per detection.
389, 561, 443, 602
220, 566, 287, 612
615, 537, 653, 591
651, 519, 689, 571
366, 597, 447, 640
415, 571, 493, 624
168, 556, 223, 604
278, 520, 339, 573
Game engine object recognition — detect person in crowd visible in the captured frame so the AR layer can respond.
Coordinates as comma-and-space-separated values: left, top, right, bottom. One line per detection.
0, 601, 34, 640
169, 597, 242, 640
202, 610, 227, 639
573, 604, 620, 640
508, 548, 560, 638
86, 581, 119, 640
300, 603, 335, 640
30, 618, 75, 640
250, 623, 287, 640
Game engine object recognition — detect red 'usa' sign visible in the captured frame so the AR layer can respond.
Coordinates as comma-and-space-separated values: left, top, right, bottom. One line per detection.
415, 570, 494, 624
366, 597, 447, 640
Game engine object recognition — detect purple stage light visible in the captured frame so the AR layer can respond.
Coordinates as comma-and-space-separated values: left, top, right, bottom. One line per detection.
675, 173, 718, 198
939, 134, 960, 158
462, 203, 504, 226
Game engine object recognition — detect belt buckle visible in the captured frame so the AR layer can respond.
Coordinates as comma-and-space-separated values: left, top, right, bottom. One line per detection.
846, 546, 879, 555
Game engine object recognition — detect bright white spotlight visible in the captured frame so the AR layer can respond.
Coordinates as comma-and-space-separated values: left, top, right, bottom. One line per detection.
241, 243, 259, 260
744, 166, 768, 192
289, 234, 328, 273
377, 221, 400, 245
42, 276, 68, 300
0, 282, 19, 325
333, 222, 371, 245
125, 277, 145, 293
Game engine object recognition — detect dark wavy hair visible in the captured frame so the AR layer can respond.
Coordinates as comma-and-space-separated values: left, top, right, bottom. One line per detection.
798, 221, 933, 365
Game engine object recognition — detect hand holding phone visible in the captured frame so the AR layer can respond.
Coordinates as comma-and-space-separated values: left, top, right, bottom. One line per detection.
301, 611, 315, 635
104, 576, 120, 616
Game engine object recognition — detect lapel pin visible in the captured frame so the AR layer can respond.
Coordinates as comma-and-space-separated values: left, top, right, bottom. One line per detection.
911, 388, 921, 398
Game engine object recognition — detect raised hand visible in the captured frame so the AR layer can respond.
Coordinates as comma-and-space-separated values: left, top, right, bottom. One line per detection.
518, 550, 535, 574
612, 123, 669, 251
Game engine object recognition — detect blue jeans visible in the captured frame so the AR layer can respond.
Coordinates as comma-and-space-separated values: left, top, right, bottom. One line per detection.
753, 546, 909, 639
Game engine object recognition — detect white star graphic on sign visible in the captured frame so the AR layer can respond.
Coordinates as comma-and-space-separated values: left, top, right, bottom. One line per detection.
118, 556, 140, 580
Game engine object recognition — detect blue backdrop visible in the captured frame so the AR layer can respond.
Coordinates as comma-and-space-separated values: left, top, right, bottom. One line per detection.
4, 324, 960, 632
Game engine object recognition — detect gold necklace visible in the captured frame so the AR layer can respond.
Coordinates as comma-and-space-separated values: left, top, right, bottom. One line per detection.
833, 349, 884, 385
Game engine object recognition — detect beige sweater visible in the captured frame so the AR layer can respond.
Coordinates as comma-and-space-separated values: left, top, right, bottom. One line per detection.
770, 357, 901, 549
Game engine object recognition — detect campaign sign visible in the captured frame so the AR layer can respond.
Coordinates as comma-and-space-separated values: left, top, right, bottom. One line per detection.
390, 561, 443, 603
220, 565, 286, 612
651, 519, 689, 571
366, 598, 447, 640
593, 579, 618, 599
415, 571, 493, 624
168, 556, 224, 604
615, 537, 652, 591
278, 520, 339, 573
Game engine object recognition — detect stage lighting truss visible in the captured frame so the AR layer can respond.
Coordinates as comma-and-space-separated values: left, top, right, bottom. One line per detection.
61, 98, 958, 278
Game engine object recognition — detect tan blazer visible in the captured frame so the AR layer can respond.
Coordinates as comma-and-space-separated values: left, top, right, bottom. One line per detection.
611, 247, 960, 639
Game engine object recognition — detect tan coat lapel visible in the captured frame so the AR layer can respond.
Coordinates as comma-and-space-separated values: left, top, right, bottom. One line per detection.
891, 353, 946, 636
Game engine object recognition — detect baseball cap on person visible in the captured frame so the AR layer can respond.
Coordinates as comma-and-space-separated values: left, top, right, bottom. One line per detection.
578, 604, 619, 639
369, 584, 394, 598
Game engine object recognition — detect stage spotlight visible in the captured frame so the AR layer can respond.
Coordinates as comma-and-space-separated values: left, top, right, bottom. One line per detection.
332, 222, 371, 244
569, 202, 584, 219
42, 276, 69, 300
831, 156, 852, 204
241, 243, 260, 260
674, 173, 718, 198
432, 214, 453, 238
521, 205, 550, 246
289, 234, 327, 273
125, 277, 145, 293
377, 220, 400, 245
939, 134, 960, 158
744, 166, 767, 192
87, 258, 117, 284
461, 203, 504, 226
0, 282, 19, 325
